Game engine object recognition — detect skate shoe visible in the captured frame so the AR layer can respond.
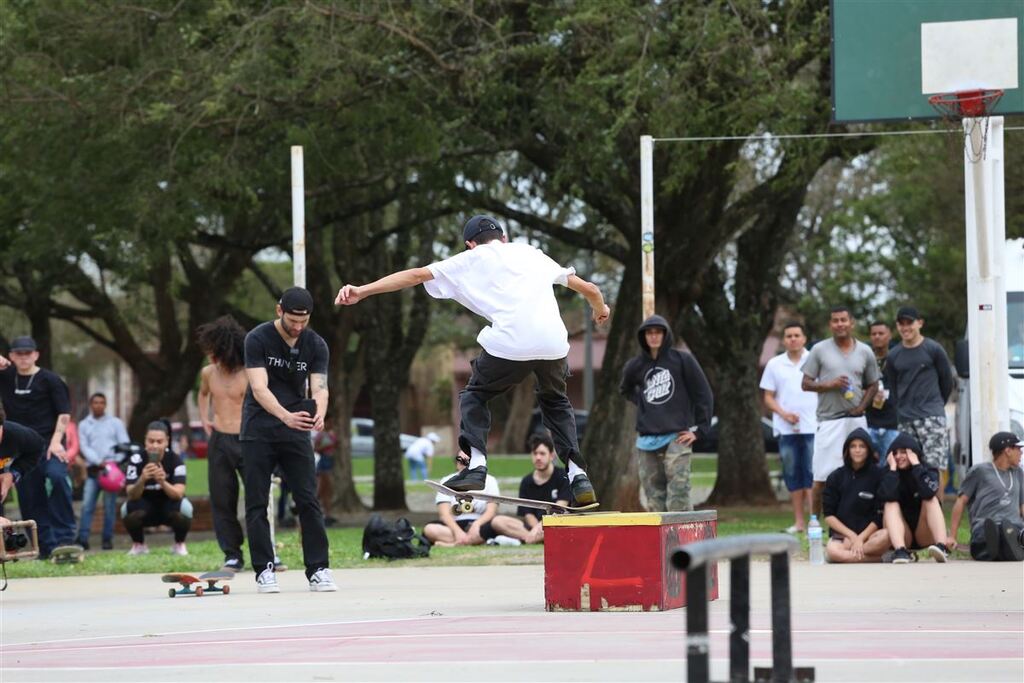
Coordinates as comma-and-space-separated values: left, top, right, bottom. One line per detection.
570, 473, 598, 506
445, 466, 488, 492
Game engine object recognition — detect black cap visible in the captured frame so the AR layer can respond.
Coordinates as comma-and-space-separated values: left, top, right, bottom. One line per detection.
896, 306, 921, 322
989, 431, 1024, 453
462, 215, 503, 243
278, 287, 314, 315
9, 336, 37, 352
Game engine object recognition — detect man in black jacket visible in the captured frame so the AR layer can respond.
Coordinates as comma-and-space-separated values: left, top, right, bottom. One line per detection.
880, 432, 950, 563
0, 403, 44, 526
823, 428, 889, 563
620, 315, 713, 512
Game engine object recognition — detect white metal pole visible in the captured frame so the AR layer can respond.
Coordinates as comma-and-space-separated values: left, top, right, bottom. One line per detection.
291, 145, 306, 288
640, 135, 655, 320
963, 117, 1009, 465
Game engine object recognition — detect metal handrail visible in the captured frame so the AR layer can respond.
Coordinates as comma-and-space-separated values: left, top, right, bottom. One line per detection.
671, 533, 799, 570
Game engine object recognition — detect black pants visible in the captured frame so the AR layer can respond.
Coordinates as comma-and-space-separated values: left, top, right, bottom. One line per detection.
242, 438, 328, 579
970, 520, 1024, 561
124, 497, 190, 543
208, 430, 244, 561
460, 351, 585, 469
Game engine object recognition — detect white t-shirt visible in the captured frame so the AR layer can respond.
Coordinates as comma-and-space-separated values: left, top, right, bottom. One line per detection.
404, 436, 435, 463
436, 472, 500, 521
424, 242, 575, 361
759, 349, 818, 436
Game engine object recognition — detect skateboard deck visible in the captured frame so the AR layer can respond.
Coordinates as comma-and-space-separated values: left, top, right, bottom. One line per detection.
162, 570, 233, 598
50, 544, 84, 565
425, 480, 599, 515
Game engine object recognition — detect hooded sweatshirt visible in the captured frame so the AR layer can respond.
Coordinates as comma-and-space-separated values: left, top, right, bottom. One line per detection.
878, 432, 939, 518
619, 315, 714, 436
822, 428, 884, 538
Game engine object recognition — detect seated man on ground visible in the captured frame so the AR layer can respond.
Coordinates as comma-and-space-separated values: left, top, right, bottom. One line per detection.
879, 433, 950, 563
483, 434, 570, 545
822, 428, 890, 563
123, 421, 191, 556
423, 453, 499, 547
946, 431, 1024, 562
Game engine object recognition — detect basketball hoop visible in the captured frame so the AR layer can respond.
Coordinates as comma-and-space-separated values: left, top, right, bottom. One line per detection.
928, 89, 1004, 162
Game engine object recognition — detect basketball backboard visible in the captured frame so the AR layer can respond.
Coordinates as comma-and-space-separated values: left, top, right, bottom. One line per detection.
831, 0, 1023, 122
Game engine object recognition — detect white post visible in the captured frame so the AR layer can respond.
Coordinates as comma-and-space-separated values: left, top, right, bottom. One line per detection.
291, 146, 306, 288
640, 135, 655, 319
963, 117, 1009, 465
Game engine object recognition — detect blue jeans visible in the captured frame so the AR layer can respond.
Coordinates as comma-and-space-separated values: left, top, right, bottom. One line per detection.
868, 427, 900, 466
778, 434, 814, 492
15, 455, 77, 553
77, 475, 117, 544
407, 459, 428, 481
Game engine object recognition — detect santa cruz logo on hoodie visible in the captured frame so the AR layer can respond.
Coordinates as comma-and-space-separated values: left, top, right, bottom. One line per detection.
643, 367, 675, 405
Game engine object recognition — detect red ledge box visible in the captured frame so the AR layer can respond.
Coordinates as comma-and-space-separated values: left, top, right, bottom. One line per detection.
544, 510, 718, 612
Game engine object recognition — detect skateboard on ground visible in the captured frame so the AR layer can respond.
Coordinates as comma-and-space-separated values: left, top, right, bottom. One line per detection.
425, 480, 599, 515
50, 544, 85, 565
162, 570, 233, 598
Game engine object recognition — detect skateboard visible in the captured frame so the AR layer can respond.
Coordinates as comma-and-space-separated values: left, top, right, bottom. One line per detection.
0, 520, 39, 563
425, 480, 599, 515
162, 570, 233, 598
50, 544, 84, 565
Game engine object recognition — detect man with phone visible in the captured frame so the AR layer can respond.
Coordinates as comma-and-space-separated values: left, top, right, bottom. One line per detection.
240, 287, 334, 594
123, 421, 190, 556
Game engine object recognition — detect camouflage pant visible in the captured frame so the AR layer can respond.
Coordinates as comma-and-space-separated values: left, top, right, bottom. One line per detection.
898, 415, 950, 471
638, 441, 693, 512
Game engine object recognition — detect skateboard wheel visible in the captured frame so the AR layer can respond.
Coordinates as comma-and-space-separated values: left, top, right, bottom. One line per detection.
222, 584, 230, 595
195, 586, 204, 597
459, 501, 473, 514
168, 589, 177, 598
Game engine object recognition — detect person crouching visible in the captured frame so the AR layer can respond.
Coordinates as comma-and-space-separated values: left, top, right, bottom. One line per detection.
122, 421, 190, 556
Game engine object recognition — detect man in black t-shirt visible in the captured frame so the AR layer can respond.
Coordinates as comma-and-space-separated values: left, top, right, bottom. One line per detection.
241, 287, 335, 593
0, 403, 45, 527
479, 434, 570, 545
123, 421, 191, 555
0, 336, 75, 556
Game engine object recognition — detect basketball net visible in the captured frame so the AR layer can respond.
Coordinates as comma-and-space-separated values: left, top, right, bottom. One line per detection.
928, 89, 1004, 163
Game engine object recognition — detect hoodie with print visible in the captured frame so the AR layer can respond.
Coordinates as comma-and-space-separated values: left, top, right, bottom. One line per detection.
619, 315, 714, 437
822, 427, 884, 538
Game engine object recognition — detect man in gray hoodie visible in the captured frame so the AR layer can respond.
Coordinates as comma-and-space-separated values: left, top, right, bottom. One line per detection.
620, 315, 713, 511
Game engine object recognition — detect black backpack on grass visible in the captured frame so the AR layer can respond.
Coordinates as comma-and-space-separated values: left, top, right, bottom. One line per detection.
362, 514, 431, 560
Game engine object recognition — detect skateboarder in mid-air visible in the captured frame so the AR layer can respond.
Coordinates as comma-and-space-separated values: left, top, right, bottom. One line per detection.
336, 215, 610, 504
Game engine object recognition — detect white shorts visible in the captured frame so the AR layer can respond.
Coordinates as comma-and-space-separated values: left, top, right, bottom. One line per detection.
813, 416, 867, 482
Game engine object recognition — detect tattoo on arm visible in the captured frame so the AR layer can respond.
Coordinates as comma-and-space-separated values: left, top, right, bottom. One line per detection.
54, 414, 70, 437
311, 374, 328, 394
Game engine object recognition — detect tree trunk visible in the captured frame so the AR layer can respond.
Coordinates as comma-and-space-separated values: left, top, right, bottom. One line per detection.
369, 374, 407, 510
496, 377, 534, 454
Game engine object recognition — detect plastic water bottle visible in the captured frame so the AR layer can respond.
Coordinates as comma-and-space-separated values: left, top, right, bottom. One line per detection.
808, 515, 824, 565
843, 380, 855, 401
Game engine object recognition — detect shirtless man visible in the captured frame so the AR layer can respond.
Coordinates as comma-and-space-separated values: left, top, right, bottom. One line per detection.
197, 316, 250, 572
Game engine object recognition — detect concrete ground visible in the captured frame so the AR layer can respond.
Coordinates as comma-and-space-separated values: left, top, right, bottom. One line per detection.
1, 559, 1021, 682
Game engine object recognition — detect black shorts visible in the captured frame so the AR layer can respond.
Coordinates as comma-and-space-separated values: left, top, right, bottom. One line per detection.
125, 497, 182, 525
427, 518, 475, 533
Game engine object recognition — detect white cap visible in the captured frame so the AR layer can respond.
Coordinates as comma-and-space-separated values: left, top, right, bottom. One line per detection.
426, 432, 441, 443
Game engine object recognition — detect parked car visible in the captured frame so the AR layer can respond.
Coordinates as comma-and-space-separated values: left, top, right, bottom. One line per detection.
350, 417, 420, 458
171, 420, 208, 459
523, 408, 589, 453
690, 416, 780, 454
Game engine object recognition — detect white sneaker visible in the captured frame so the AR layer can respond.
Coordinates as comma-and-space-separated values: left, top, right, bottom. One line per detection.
256, 562, 280, 593
308, 567, 337, 592
487, 535, 523, 546
171, 542, 188, 556
126, 543, 149, 556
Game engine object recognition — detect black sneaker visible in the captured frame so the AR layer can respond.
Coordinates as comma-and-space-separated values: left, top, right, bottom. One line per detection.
570, 473, 598, 506
891, 547, 913, 564
984, 518, 1002, 560
1002, 525, 1024, 561
101, 539, 113, 551
222, 557, 244, 572
445, 466, 488, 492
927, 543, 949, 563
78, 539, 90, 551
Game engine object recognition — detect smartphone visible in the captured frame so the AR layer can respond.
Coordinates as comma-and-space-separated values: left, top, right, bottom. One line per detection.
147, 450, 161, 464
296, 398, 317, 417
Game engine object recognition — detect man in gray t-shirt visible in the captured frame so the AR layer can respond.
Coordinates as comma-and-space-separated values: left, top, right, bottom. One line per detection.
884, 306, 954, 474
946, 432, 1024, 561
801, 306, 880, 516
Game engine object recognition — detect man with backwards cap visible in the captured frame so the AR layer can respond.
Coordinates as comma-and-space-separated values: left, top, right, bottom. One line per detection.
336, 215, 610, 505
241, 287, 335, 593
946, 432, 1024, 562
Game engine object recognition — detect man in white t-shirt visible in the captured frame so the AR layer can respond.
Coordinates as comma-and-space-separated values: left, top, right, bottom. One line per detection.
404, 432, 440, 481
335, 215, 610, 504
423, 453, 502, 546
760, 321, 818, 534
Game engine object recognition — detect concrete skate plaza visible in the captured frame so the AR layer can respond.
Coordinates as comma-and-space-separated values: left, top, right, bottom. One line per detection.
1, 561, 1021, 682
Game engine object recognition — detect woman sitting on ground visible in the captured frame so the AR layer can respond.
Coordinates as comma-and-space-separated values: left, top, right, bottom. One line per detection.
823, 428, 890, 563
